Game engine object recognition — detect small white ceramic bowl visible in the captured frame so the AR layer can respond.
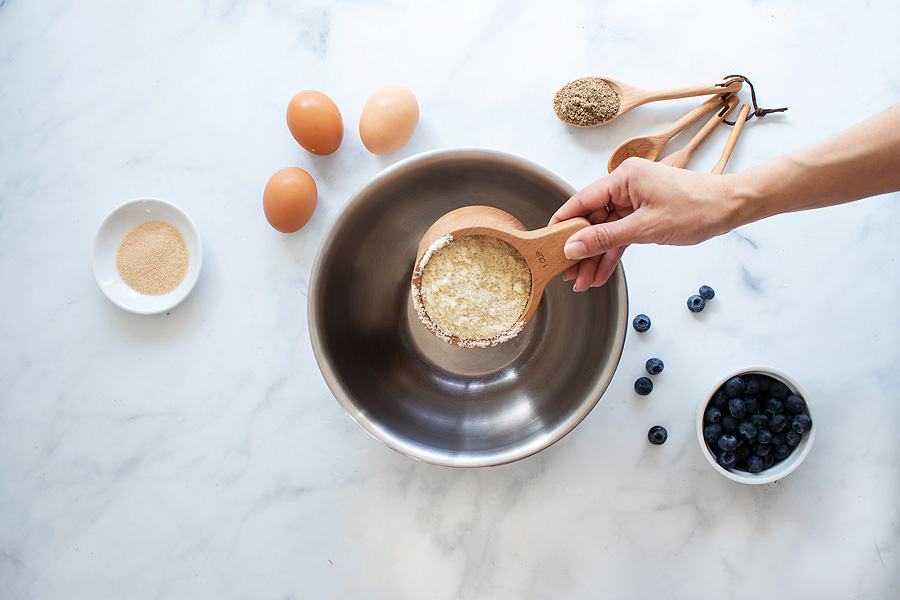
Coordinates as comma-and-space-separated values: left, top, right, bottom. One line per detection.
697, 366, 815, 484
92, 198, 202, 314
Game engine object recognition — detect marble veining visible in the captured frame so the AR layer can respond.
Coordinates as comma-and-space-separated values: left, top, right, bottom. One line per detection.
1, 0, 899, 598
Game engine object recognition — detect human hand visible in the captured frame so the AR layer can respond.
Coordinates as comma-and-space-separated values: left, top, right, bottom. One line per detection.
550, 157, 738, 291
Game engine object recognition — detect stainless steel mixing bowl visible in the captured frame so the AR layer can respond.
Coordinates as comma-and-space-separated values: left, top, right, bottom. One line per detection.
308, 148, 628, 467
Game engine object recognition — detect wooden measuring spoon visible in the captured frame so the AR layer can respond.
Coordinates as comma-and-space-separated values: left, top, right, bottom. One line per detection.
607, 94, 728, 173
712, 104, 752, 174
411, 206, 590, 347
554, 76, 743, 127
660, 95, 739, 169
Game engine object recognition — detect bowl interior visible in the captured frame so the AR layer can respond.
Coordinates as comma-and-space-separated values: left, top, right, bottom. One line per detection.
698, 367, 816, 484
309, 149, 628, 467
92, 198, 202, 315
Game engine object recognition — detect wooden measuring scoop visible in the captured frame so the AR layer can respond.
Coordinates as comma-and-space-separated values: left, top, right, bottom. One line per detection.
554, 76, 743, 127
411, 206, 590, 347
712, 104, 752, 174
660, 95, 738, 169
607, 94, 729, 173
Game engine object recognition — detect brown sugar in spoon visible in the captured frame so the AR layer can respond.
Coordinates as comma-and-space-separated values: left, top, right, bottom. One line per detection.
553, 76, 743, 128
411, 206, 590, 347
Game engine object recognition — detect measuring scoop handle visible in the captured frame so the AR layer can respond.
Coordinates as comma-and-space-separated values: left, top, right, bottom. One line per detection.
517, 217, 591, 289
645, 78, 743, 103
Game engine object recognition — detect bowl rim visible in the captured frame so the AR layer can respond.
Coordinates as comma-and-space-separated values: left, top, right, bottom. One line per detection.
92, 197, 203, 315
307, 147, 629, 467
697, 365, 816, 484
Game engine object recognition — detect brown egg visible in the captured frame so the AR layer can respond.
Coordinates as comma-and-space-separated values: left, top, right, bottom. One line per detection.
359, 86, 419, 155
263, 167, 317, 233
286, 90, 343, 155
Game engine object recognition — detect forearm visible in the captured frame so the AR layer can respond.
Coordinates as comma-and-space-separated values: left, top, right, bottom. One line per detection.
726, 103, 900, 228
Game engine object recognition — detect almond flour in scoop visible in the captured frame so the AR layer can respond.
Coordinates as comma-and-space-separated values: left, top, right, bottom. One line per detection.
415, 235, 532, 347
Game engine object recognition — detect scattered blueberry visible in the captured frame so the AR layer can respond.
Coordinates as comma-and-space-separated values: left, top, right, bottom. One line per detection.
634, 377, 653, 396
645, 358, 665, 375
717, 451, 737, 469
704, 406, 722, 425
703, 372, 813, 474
699, 285, 715, 300
728, 398, 746, 419
792, 413, 813, 434
786, 395, 806, 414
632, 314, 651, 332
687, 294, 706, 313
717, 434, 740, 452
648, 425, 668, 445
724, 376, 745, 398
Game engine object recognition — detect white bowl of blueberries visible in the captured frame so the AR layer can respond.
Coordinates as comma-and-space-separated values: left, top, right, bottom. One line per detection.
698, 366, 815, 484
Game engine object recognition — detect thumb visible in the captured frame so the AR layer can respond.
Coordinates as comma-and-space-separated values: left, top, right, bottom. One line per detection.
563, 216, 645, 260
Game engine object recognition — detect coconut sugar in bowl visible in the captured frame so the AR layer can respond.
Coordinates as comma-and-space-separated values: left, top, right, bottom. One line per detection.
92, 198, 203, 315
309, 148, 629, 467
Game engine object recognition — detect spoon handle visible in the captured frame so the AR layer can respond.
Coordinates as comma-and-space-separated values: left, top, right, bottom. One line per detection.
516, 217, 591, 290
661, 95, 738, 169
655, 95, 729, 144
712, 104, 752, 174
640, 78, 743, 105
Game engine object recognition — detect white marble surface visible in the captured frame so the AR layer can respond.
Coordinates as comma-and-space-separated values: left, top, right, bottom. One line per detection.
2, 0, 899, 598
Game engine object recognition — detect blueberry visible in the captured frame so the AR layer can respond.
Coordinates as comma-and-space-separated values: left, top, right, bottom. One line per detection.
687, 294, 706, 313
717, 451, 737, 469
632, 314, 651, 332
754, 443, 771, 457
746, 455, 764, 473
744, 375, 762, 396
704, 423, 724, 446
785, 429, 802, 447
648, 425, 668, 445
742, 396, 759, 415
773, 444, 792, 460
756, 429, 773, 445
769, 380, 790, 399
645, 358, 665, 375
704, 406, 722, 425
721, 415, 739, 432
786, 395, 806, 414
717, 434, 740, 452
634, 377, 653, 396
763, 453, 776, 470
756, 375, 773, 393
764, 398, 785, 418
737, 421, 757, 441
724, 376, 745, 398
735, 445, 753, 464
699, 285, 715, 300
792, 413, 813, 434
768, 413, 788, 433
728, 398, 746, 419
749, 414, 769, 430
771, 432, 786, 446
712, 389, 730, 410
